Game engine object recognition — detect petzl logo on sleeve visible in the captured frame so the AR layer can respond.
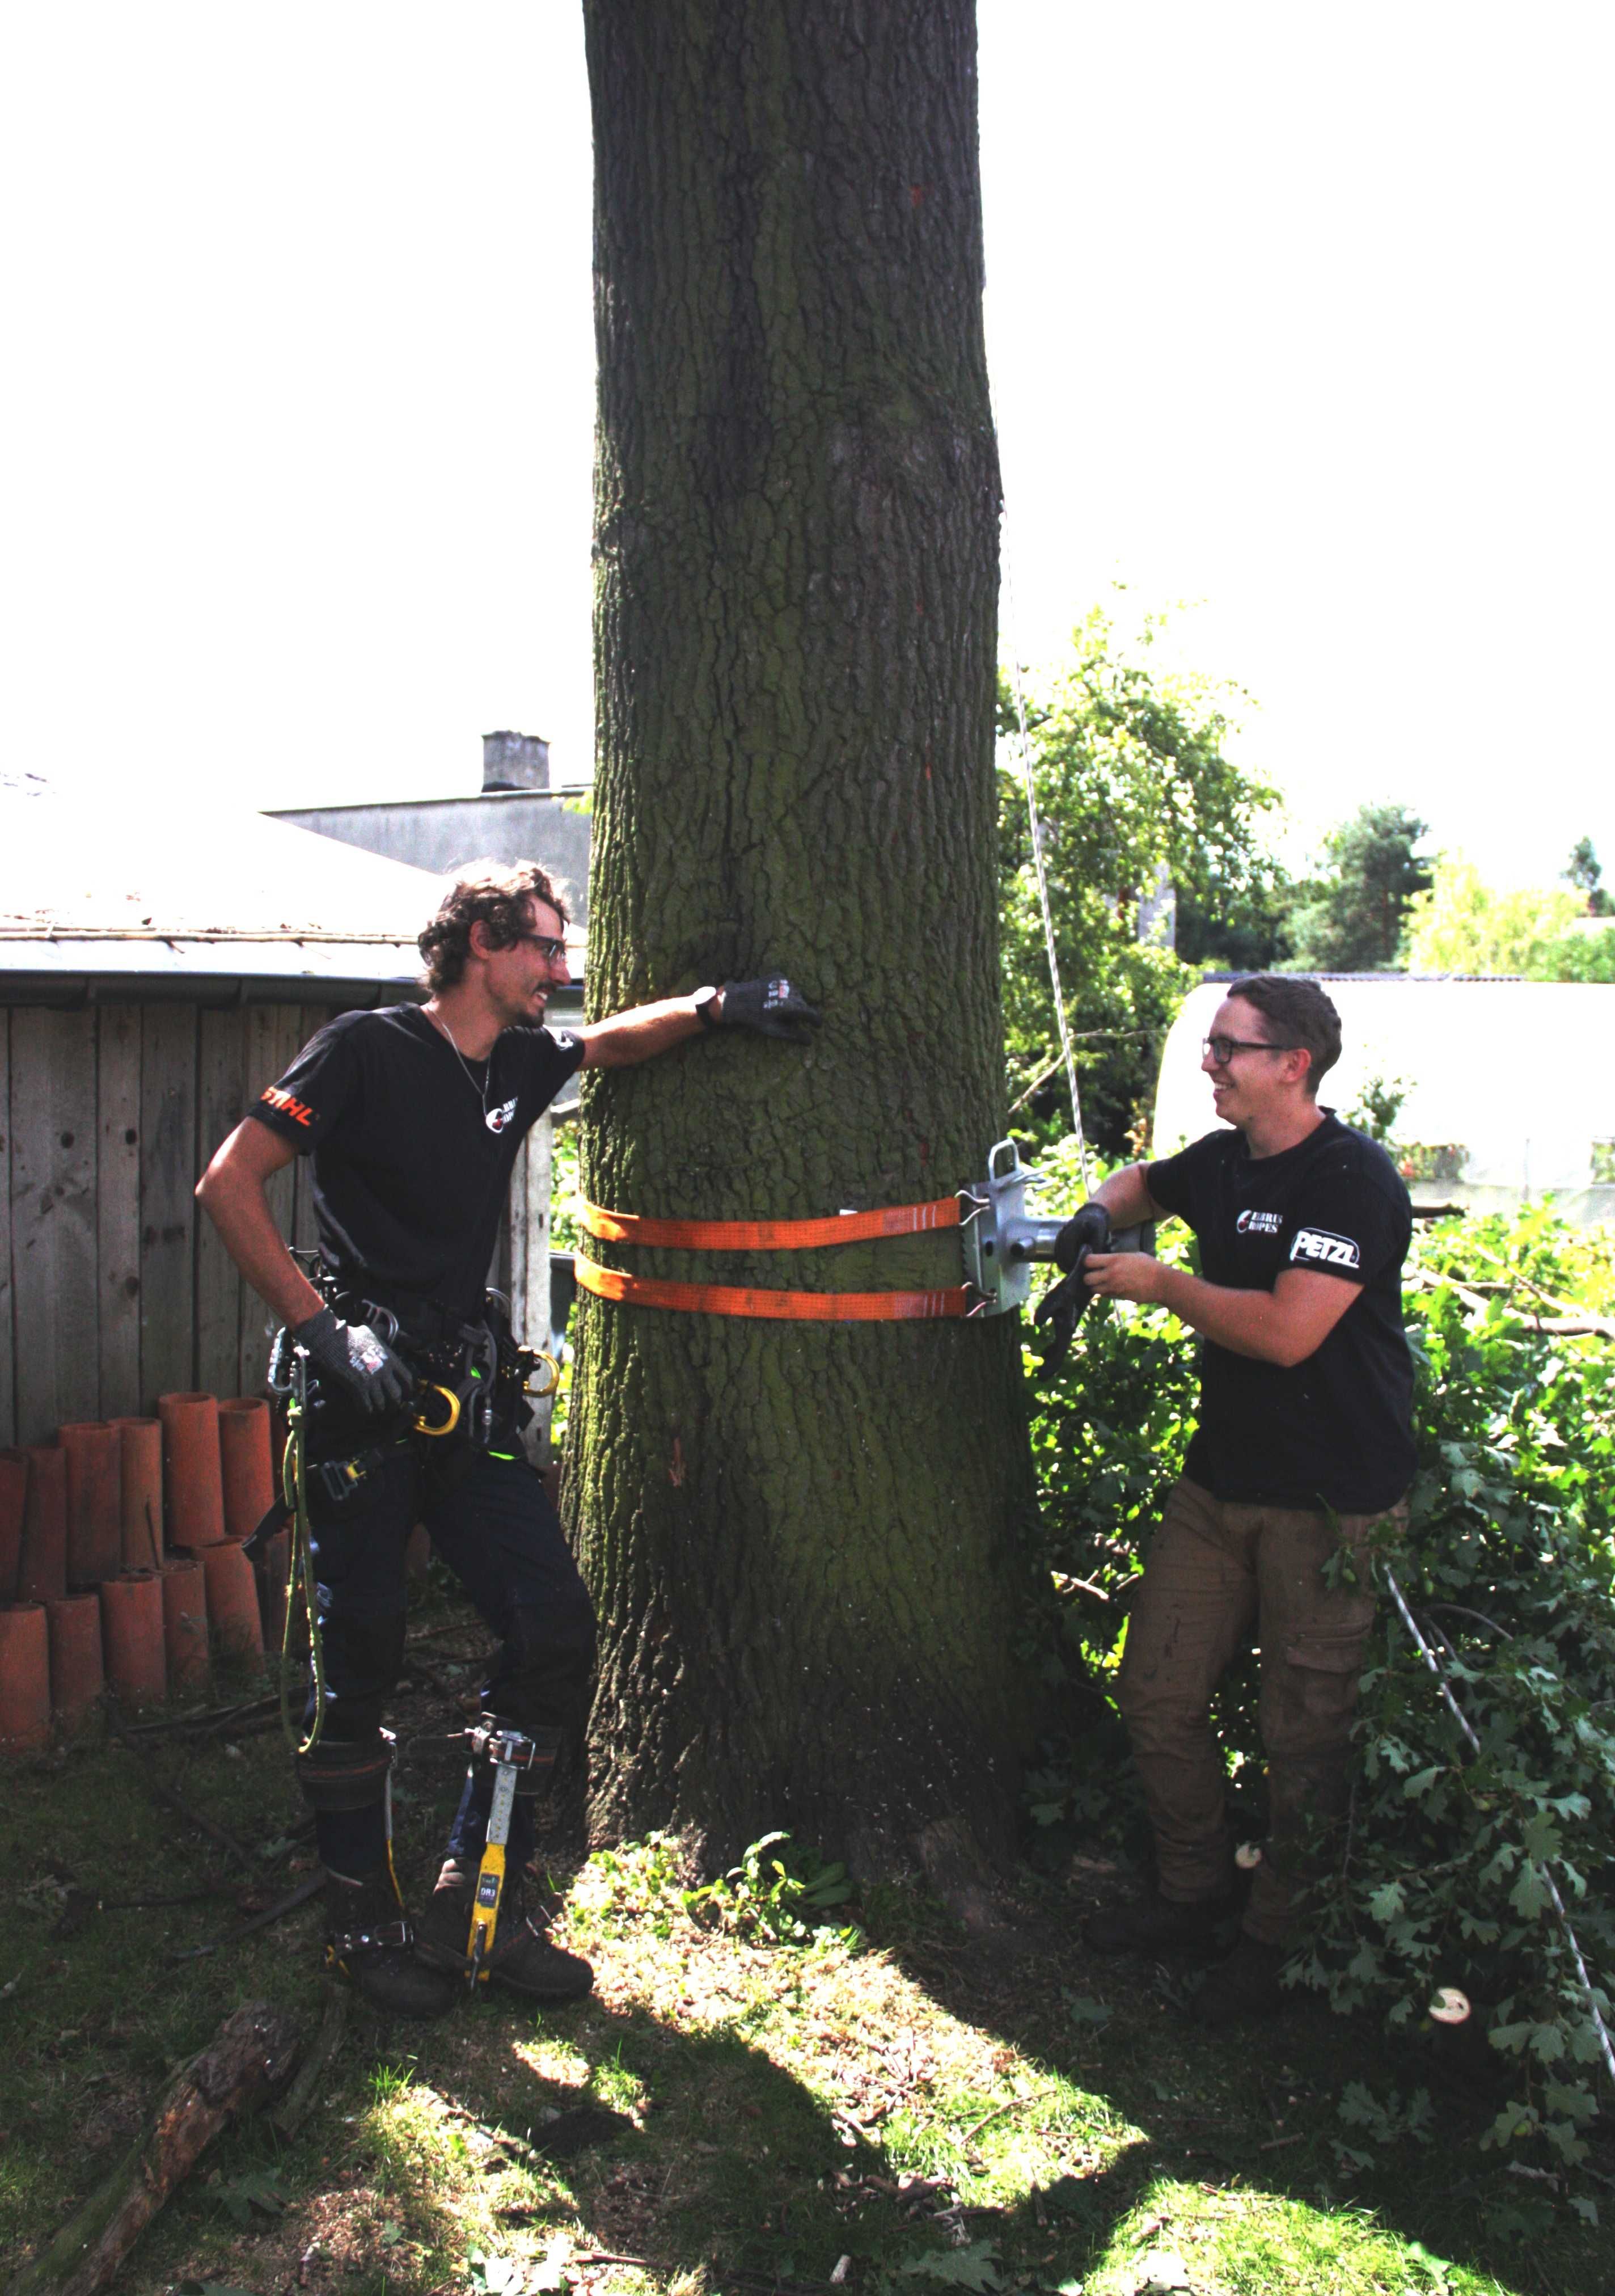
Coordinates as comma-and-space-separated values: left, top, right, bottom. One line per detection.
1290, 1226, 1362, 1271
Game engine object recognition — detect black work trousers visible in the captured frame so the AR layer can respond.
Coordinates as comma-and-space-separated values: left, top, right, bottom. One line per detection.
303, 1439, 596, 1880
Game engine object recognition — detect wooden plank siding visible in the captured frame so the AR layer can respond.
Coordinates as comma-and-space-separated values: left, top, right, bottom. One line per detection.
10, 1009, 99, 1438
139, 1004, 198, 1409
195, 1008, 246, 1400
0, 999, 544, 1446
96, 1004, 143, 1420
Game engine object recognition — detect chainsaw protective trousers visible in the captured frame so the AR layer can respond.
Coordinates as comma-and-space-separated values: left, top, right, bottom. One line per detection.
1116, 1475, 1402, 1944
300, 1447, 594, 1877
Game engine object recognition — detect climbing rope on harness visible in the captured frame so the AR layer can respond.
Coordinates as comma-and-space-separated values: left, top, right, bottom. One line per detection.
278, 1347, 327, 1758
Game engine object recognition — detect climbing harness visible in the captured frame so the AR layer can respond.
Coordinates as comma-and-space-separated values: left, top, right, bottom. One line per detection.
264, 1275, 560, 1755
1382, 1560, 1615, 2084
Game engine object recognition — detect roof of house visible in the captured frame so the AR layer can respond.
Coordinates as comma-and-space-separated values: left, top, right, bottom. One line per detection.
0, 769, 445, 1003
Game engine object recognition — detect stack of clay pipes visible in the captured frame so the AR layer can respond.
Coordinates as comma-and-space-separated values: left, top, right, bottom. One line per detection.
0, 1395, 289, 1753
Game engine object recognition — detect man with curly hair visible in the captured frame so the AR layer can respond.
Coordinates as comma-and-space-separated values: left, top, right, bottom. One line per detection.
197, 860, 818, 2016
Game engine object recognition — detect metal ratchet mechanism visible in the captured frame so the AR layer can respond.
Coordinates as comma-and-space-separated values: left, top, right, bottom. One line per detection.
463, 1723, 541, 1985
959, 1137, 1152, 1316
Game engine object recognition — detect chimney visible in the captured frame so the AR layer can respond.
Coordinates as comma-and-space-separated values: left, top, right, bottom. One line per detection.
481, 730, 550, 793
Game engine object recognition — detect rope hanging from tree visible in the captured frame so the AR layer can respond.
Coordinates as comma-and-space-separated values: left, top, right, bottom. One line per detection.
1001, 545, 1093, 1195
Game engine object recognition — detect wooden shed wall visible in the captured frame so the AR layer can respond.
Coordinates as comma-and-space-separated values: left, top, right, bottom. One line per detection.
0, 1003, 553, 1449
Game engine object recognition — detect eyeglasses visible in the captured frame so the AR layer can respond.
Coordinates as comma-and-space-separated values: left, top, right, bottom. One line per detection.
1202, 1035, 1298, 1067
514, 931, 568, 963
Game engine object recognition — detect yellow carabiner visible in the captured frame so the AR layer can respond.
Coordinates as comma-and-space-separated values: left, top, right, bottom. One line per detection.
414, 1384, 462, 1438
523, 1350, 561, 1402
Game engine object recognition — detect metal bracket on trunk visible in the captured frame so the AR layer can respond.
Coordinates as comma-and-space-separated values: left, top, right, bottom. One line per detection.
960, 1138, 1153, 1317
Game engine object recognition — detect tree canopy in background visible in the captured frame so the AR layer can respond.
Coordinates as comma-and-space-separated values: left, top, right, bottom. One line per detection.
1402, 854, 1610, 978
997, 609, 1280, 1155
1279, 802, 1432, 972
1563, 834, 1612, 917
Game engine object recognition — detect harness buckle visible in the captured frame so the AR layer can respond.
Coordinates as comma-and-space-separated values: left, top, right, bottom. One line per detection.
316, 1454, 370, 1505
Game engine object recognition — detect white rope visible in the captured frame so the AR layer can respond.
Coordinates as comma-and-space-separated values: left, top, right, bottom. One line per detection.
1383, 1561, 1615, 2086
1001, 550, 1092, 1198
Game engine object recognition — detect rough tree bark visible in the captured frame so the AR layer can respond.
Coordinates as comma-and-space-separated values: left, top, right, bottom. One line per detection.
571, 0, 1038, 1890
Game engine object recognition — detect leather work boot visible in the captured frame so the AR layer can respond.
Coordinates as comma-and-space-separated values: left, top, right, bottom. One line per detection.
323, 1868, 456, 2019
1187, 1934, 1288, 2027
1083, 1885, 1238, 1957
416, 1859, 594, 2002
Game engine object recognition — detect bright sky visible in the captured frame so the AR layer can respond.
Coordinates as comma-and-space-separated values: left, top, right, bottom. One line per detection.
3, 4, 1610, 891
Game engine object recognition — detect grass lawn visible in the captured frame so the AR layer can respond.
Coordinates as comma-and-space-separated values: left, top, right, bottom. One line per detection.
2, 1593, 1608, 2296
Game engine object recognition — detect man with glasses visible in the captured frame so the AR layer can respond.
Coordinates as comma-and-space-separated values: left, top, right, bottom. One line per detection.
197, 861, 818, 2016
1055, 972, 1414, 2023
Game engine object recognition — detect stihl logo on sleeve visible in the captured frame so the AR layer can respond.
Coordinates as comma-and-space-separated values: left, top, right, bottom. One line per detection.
260, 1084, 315, 1128
485, 1097, 519, 1135
1290, 1227, 1362, 1271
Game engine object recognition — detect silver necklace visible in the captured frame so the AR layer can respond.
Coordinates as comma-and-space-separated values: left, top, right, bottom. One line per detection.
433, 1010, 491, 1113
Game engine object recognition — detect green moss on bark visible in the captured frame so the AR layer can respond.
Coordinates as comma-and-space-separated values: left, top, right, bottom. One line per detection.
574, 0, 1037, 1877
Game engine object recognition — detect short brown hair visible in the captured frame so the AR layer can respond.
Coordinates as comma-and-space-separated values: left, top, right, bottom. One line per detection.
418, 861, 570, 993
1226, 973, 1342, 1096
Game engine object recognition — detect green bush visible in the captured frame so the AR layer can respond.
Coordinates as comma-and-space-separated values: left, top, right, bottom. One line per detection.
1022, 1167, 1615, 2148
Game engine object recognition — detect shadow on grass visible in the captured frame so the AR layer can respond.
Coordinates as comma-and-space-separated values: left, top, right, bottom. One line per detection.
857, 1877, 1601, 2296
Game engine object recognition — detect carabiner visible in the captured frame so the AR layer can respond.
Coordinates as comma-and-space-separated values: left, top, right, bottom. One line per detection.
522, 1350, 561, 1402
414, 1384, 462, 1438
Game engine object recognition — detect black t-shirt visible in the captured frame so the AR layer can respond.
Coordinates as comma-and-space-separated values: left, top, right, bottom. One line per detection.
247, 1005, 585, 1317
1145, 1113, 1416, 1512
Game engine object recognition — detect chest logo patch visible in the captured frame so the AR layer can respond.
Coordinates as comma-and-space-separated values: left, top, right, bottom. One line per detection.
1290, 1226, 1362, 1271
1236, 1209, 1283, 1235
485, 1097, 519, 1135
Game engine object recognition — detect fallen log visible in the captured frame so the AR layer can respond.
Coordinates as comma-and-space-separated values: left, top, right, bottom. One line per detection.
270, 1981, 348, 2141
8, 2002, 301, 2296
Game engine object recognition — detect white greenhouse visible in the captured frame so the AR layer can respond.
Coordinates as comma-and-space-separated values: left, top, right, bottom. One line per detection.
1152, 976, 1615, 1224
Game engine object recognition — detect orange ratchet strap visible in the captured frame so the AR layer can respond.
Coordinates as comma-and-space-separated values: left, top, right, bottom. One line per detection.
580, 1195, 961, 1252
574, 1255, 970, 1322
574, 1191, 973, 1322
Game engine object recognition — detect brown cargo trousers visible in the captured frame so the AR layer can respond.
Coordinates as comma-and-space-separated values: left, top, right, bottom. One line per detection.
1115, 1474, 1403, 1944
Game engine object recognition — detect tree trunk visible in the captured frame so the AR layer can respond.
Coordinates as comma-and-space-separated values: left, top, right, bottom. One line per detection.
572, 0, 1037, 1887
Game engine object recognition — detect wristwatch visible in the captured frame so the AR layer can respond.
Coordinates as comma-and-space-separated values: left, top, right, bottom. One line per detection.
692, 985, 722, 1029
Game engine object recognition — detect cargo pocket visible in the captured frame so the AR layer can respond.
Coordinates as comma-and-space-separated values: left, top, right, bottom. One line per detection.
1270, 1623, 1373, 1755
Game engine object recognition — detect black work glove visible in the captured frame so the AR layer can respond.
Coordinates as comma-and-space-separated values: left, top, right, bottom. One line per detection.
1034, 1203, 1112, 1375
1053, 1202, 1111, 1271
719, 976, 822, 1044
293, 1306, 416, 1419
